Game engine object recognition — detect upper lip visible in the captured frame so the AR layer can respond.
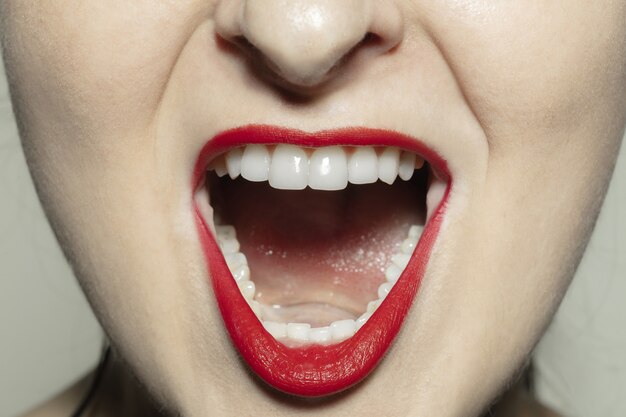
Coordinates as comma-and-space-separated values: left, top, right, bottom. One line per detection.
193, 125, 452, 396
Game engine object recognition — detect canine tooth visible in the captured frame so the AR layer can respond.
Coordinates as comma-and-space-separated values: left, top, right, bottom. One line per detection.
216, 225, 236, 239
219, 238, 240, 254
287, 323, 311, 341
408, 225, 423, 238
330, 319, 356, 341
232, 265, 250, 282
401, 236, 419, 254
241, 145, 271, 182
225, 252, 247, 270
398, 151, 416, 181
348, 147, 378, 184
378, 282, 394, 299
356, 312, 372, 329
391, 253, 411, 269
225, 148, 243, 179
238, 280, 256, 300
308, 326, 332, 344
269, 144, 309, 190
367, 299, 382, 313
209, 157, 228, 177
264, 321, 287, 339
378, 147, 400, 184
385, 264, 403, 282
309, 147, 349, 190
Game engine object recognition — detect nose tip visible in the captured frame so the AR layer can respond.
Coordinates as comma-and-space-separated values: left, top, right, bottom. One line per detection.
215, 0, 403, 88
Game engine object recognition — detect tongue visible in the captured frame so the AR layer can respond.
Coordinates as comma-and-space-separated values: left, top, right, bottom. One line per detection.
211, 176, 426, 325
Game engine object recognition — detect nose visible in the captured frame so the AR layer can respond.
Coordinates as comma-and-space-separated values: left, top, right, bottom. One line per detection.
215, 0, 404, 89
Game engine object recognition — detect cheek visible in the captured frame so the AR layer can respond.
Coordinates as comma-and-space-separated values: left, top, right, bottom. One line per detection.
425, 1, 626, 149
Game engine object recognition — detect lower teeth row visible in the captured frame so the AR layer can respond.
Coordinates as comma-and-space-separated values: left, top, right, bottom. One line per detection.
215, 224, 423, 345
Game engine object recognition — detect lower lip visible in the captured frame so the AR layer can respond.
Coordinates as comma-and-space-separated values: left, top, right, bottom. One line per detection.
193, 125, 451, 396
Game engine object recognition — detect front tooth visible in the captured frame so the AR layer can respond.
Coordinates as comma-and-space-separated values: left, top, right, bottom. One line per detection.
308, 326, 332, 344
330, 319, 356, 341
348, 147, 378, 184
225, 148, 243, 179
238, 280, 255, 300
269, 144, 309, 190
241, 145, 271, 182
378, 147, 400, 184
286, 323, 311, 341
398, 151, 416, 181
309, 147, 349, 190
264, 321, 287, 339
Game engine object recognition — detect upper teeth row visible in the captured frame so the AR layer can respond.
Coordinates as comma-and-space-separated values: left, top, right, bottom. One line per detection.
208, 145, 425, 190
215, 223, 424, 345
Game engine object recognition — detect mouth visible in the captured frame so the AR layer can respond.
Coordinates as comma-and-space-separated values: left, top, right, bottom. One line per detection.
193, 125, 451, 397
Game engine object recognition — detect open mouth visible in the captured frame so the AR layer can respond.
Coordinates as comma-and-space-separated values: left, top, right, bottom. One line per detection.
193, 125, 451, 396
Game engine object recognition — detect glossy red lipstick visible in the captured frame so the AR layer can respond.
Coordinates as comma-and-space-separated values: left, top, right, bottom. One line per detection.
193, 125, 451, 396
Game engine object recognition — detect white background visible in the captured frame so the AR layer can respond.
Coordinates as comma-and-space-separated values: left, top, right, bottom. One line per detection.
1, 60, 625, 417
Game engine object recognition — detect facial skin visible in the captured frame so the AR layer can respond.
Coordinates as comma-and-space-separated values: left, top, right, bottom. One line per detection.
2, 1, 625, 416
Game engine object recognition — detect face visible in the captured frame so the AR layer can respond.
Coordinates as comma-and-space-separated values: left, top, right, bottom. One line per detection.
2, 1, 625, 415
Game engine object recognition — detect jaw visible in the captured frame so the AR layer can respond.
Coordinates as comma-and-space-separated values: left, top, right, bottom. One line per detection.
192, 125, 451, 396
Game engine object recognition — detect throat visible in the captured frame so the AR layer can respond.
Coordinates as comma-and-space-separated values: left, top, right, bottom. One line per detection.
210, 175, 426, 326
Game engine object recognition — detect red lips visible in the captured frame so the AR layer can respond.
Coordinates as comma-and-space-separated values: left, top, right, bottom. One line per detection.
193, 125, 451, 396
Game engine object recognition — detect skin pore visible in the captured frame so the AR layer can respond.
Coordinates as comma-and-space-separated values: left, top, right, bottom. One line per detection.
1, 1, 625, 416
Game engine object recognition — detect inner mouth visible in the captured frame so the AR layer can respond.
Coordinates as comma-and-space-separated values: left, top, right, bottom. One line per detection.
204, 144, 439, 347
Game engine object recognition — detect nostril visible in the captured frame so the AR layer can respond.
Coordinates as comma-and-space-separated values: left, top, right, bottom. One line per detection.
213, 0, 404, 91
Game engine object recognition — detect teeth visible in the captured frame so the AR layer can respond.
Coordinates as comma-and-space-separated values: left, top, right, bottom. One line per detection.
269, 144, 309, 190
238, 280, 256, 300
308, 326, 332, 344
209, 157, 228, 177
225, 252, 247, 270
378, 147, 400, 185
264, 321, 287, 339
398, 151, 416, 181
287, 323, 311, 341
208, 145, 425, 190
225, 148, 243, 180
401, 236, 419, 255
348, 147, 378, 184
385, 264, 403, 282
309, 146, 349, 191
377, 282, 394, 299
391, 253, 411, 269
355, 312, 371, 329
241, 145, 271, 182
218, 238, 240, 254
216, 217, 429, 344
330, 319, 357, 341
232, 265, 250, 282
